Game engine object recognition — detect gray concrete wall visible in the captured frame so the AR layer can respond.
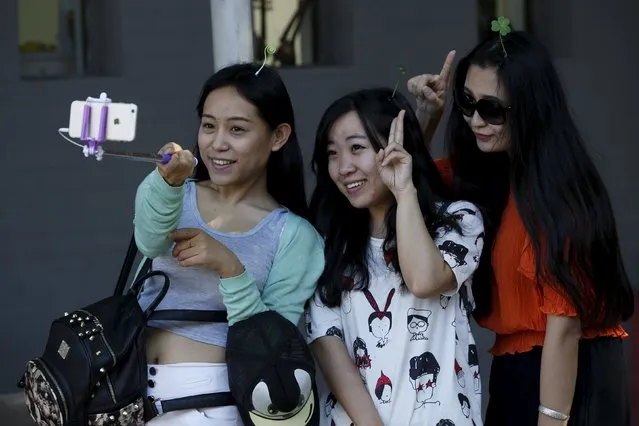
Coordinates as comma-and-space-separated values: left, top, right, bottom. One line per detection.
1, 0, 637, 422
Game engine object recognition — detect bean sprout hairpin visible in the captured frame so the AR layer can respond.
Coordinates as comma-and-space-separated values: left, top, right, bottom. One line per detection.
491, 16, 512, 57
56, 91, 197, 166
255, 45, 277, 76
390, 65, 406, 99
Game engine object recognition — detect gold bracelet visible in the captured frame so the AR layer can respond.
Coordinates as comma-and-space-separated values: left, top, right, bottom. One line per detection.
538, 405, 570, 421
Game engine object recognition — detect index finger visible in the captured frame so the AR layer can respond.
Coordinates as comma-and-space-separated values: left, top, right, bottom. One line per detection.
395, 110, 405, 146
439, 50, 456, 86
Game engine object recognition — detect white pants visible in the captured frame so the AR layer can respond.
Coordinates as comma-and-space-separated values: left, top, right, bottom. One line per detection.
145, 362, 242, 426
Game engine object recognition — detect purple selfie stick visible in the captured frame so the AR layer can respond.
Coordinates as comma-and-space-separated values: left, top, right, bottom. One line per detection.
72, 92, 200, 167
97, 149, 198, 166
158, 153, 198, 166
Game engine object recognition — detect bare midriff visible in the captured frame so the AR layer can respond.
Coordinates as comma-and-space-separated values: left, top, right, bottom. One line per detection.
145, 328, 226, 364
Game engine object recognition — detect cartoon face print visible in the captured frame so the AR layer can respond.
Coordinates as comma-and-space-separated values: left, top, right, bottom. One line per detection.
440, 294, 451, 309
454, 359, 465, 388
325, 326, 343, 340
409, 351, 441, 408
325, 393, 337, 417
451, 207, 477, 218
353, 337, 371, 371
458, 393, 471, 418
468, 344, 480, 394
363, 288, 396, 348
439, 240, 469, 269
374, 371, 392, 404
407, 308, 431, 341
369, 313, 391, 347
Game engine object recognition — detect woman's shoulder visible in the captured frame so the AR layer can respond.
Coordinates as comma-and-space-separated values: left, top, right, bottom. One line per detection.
277, 211, 325, 255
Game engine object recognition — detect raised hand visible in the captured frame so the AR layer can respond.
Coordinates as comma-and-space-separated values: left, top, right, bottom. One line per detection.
157, 142, 197, 187
376, 110, 414, 197
407, 50, 456, 117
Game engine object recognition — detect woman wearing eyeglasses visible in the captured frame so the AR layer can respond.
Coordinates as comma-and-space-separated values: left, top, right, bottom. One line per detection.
408, 31, 633, 426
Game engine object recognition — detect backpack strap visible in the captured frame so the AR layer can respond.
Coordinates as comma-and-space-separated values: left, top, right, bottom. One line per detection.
113, 234, 139, 297
114, 233, 229, 323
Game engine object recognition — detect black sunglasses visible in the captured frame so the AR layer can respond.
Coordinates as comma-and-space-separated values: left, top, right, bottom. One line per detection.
454, 91, 511, 125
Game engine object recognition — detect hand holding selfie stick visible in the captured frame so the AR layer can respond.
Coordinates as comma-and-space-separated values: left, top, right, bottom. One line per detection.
57, 92, 196, 166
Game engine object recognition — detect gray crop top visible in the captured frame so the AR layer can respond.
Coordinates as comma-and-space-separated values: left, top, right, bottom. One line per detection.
136, 181, 288, 346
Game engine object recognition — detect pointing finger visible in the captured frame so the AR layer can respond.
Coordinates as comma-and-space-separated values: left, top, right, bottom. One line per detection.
388, 116, 398, 146
395, 110, 405, 146
439, 50, 456, 88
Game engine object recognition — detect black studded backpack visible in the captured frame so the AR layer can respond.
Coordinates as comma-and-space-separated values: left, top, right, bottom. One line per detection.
17, 236, 167, 426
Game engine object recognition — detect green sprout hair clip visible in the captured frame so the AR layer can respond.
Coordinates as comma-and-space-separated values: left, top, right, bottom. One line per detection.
390, 65, 406, 99
491, 16, 512, 57
255, 45, 277, 76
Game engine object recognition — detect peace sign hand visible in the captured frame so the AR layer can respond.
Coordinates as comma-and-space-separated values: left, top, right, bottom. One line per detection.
376, 110, 415, 197
407, 50, 456, 117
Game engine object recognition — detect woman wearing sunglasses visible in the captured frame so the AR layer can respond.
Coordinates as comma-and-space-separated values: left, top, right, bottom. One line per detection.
408, 30, 633, 425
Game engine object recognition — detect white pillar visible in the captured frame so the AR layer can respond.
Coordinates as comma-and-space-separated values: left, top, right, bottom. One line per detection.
209, 0, 255, 71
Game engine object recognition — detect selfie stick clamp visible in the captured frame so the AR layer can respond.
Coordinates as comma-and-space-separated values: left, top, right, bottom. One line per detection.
58, 93, 196, 166
80, 92, 111, 161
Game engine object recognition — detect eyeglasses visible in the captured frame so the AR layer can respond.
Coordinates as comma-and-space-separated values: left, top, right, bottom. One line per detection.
454, 91, 511, 125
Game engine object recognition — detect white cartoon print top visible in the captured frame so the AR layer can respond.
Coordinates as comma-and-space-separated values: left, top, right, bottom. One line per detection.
306, 201, 485, 426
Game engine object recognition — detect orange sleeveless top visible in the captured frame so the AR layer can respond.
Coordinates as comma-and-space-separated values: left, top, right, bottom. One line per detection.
435, 158, 627, 355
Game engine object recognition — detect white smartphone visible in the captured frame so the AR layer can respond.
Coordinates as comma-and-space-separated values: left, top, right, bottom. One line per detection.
68, 100, 138, 142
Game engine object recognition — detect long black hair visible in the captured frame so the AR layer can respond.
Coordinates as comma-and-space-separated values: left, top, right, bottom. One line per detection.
310, 88, 458, 307
191, 63, 309, 219
445, 31, 634, 327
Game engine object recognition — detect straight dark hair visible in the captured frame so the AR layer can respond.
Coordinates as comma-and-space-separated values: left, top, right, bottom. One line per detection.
311, 88, 458, 308
445, 31, 634, 327
192, 63, 309, 219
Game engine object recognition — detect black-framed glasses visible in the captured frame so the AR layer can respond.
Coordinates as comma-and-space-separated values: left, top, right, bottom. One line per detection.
454, 91, 511, 125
